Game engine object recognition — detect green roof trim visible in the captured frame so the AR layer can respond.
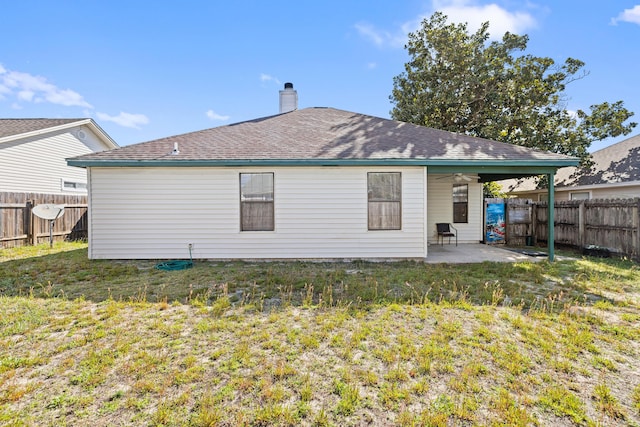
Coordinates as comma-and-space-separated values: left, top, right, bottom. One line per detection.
67, 158, 578, 169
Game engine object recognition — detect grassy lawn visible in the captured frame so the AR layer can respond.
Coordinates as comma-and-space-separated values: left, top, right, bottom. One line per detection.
1, 242, 639, 426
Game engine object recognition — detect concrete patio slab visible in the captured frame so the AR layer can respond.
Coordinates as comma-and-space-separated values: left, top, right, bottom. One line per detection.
425, 244, 562, 264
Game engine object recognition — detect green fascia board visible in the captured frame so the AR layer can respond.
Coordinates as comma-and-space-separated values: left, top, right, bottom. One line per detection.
426, 165, 566, 174
67, 158, 579, 170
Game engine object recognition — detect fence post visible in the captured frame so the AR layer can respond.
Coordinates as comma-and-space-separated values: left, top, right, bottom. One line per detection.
28, 201, 37, 246
636, 198, 640, 261
578, 200, 586, 249
504, 198, 510, 245
548, 172, 555, 262
25, 200, 34, 246
531, 202, 538, 245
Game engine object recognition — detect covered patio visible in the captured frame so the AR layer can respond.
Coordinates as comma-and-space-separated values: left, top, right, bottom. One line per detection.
428, 166, 566, 262
425, 243, 568, 264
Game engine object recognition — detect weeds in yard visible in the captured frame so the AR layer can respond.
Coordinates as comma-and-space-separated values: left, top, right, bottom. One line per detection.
632, 384, 640, 415
538, 385, 589, 425
492, 388, 537, 426
379, 382, 410, 409
334, 380, 361, 416
593, 382, 626, 420
1, 243, 639, 425
190, 392, 224, 426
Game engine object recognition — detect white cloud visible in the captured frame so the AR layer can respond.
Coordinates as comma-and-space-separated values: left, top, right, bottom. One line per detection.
432, 0, 537, 37
0, 65, 92, 108
18, 90, 35, 102
354, 22, 406, 48
611, 5, 640, 25
0, 83, 10, 100
355, 23, 385, 46
356, 0, 537, 48
206, 110, 230, 121
96, 111, 149, 129
260, 74, 281, 85
45, 88, 92, 108
0, 63, 151, 128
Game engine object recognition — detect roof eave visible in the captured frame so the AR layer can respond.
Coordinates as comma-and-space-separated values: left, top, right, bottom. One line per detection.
0, 118, 119, 149
0, 119, 91, 144
66, 157, 579, 169
85, 119, 119, 149
509, 179, 640, 194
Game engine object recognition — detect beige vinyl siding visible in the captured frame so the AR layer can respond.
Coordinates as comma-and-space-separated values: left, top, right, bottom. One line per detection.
513, 184, 640, 202
87, 166, 427, 260
548, 192, 571, 202
513, 181, 640, 202
513, 191, 571, 202
427, 175, 483, 243
529, 185, 640, 201
0, 126, 105, 194
588, 186, 640, 199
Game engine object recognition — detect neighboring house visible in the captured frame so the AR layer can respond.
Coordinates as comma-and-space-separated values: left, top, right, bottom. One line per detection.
0, 118, 118, 194
68, 87, 577, 260
500, 134, 640, 201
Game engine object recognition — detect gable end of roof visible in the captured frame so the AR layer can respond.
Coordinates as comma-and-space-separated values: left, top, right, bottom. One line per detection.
0, 118, 118, 149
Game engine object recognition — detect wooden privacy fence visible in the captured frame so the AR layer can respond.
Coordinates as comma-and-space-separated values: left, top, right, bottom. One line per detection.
534, 198, 640, 259
0, 192, 88, 248
497, 198, 640, 260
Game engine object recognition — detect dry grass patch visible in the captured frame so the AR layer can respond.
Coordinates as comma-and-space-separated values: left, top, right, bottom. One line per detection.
1, 296, 639, 425
0, 242, 639, 425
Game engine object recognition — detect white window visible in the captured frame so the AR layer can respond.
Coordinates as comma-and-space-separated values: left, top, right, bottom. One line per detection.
453, 184, 468, 223
570, 191, 590, 200
367, 172, 401, 230
240, 173, 274, 231
61, 179, 87, 192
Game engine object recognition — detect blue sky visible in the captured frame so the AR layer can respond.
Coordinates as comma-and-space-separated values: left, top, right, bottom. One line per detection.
1, 1, 638, 152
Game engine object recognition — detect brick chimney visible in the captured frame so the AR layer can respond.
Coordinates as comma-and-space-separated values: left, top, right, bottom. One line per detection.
279, 82, 298, 113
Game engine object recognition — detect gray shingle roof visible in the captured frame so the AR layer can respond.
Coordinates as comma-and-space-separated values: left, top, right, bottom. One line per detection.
70, 107, 575, 164
564, 134, 640, 186
502, 133, 640, 192
0, 118, 85, 139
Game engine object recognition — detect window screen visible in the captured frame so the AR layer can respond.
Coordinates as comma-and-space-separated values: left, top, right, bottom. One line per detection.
368, 172, 401, 230
453, 184, 468, 223
240, 173, 274, 231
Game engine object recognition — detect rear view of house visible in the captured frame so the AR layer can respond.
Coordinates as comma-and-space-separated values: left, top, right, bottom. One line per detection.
68, 85, 577, 261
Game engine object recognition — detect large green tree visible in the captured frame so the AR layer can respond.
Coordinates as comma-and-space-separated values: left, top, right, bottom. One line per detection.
390, 12, 636, 168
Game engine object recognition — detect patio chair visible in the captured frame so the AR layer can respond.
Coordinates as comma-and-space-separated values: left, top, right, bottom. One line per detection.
436, 223, 457, 246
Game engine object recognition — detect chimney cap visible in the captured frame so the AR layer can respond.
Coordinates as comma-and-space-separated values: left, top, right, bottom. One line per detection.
279, 82, 298, 113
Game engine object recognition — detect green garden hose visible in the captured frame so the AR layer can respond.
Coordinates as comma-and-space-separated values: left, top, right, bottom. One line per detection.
155, 245, 194, 271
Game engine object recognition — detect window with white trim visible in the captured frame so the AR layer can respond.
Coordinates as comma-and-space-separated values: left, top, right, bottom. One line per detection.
61, 179, 87, 192
240, 173, 274, 231
367, 172, 401, 230
570, 191, 590, 200
453, 184, 468, 223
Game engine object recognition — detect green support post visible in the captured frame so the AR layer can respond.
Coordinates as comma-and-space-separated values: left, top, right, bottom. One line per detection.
547, 172, 555, 261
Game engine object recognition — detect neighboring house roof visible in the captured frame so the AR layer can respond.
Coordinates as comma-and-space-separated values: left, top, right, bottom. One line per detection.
0, 118, 119, 149
502, 133, 640, 193
69, 108, 576, 177
0, 118, 81, 138
566, 134, 640, 186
